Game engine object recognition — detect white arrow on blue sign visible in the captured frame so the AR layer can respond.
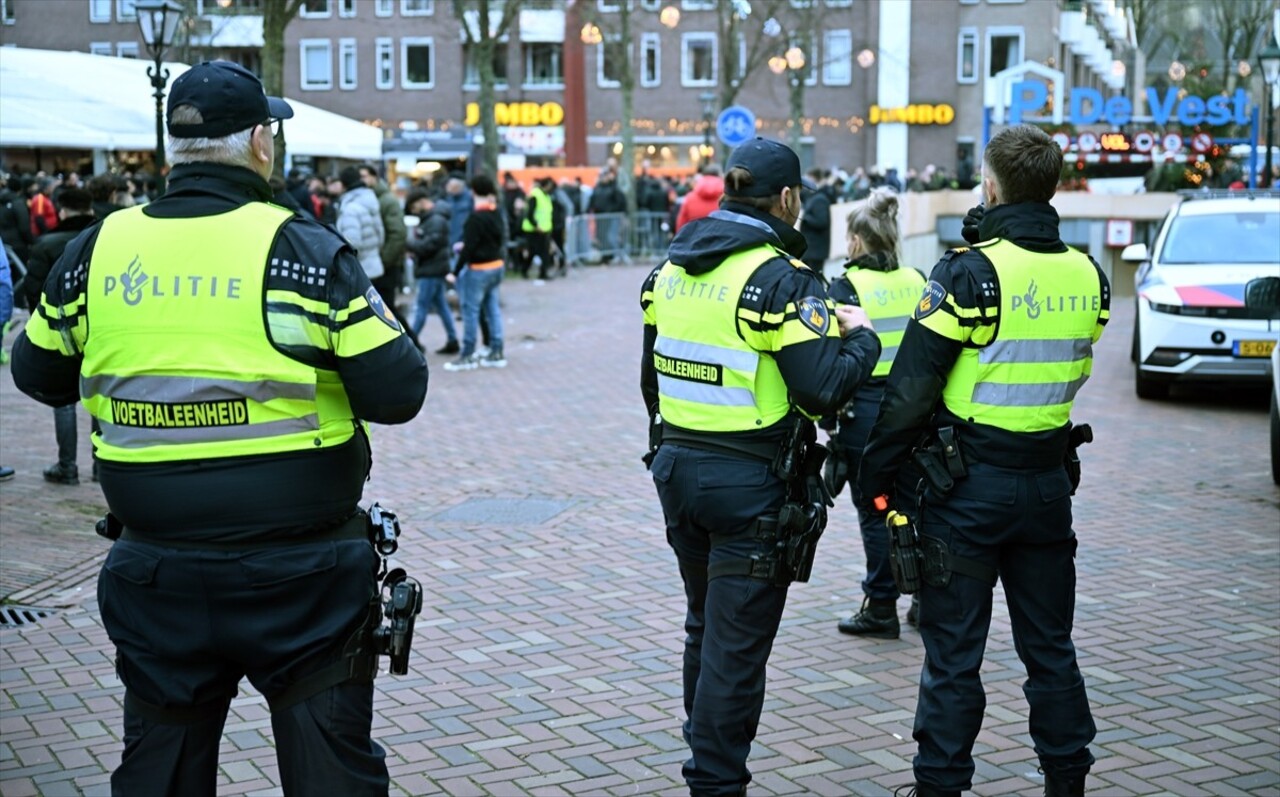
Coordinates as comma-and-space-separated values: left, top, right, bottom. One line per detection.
717, 106, 757, 148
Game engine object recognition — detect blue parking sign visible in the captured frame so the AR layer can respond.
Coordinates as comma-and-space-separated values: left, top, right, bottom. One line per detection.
717, 106, 757, 148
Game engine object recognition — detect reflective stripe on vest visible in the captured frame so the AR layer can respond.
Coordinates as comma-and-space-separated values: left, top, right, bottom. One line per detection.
521, 187, 552, 233
81, 203, 361, 462
845, 266, 926, 377
652, 245, 790, 432
940, 238, 1101, 432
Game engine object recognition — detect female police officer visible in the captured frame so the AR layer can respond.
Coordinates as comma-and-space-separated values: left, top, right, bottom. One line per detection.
640, 137, 880, 797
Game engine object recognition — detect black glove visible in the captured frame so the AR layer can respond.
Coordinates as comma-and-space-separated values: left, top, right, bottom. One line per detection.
823, 446, 848, 499
961, 203, 985, 245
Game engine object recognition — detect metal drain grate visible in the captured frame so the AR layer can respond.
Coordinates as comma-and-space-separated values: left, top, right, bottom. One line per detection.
0, 606, 56, 627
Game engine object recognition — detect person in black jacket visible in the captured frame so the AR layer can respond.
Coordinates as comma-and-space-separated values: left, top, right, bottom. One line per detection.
799, 168, 834, 272
0, 174, 33, 271
405, 189, 459, 354
11, 60, 427, 796
20, 187, 98, 485
444, 173, 507, 370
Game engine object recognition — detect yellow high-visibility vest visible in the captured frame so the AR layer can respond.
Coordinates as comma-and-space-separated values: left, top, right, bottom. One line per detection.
845, 265, 926, 377
80, 203, 363, 462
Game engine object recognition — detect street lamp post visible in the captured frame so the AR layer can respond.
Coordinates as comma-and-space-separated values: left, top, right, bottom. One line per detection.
136, 0, 184, 196
699, 91, 716, 163
1258, 43, 1280, 189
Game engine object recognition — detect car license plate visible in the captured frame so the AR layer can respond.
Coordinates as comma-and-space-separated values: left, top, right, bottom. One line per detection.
1233, 339, 1277, 358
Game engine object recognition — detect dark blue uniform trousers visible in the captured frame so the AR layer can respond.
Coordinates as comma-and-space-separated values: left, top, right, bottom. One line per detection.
651, 444, 789, 797
913, 460, 1096, 791
97, 538, 389, 797
835, 383, 898, 602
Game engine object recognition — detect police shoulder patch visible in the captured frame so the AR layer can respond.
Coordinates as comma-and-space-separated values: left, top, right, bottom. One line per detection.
914, 280, 948, 320
796, 296, 831, 336
365, 286, 401, 330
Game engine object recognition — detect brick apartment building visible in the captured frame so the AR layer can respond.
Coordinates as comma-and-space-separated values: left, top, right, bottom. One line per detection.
1, 0, 1132, 181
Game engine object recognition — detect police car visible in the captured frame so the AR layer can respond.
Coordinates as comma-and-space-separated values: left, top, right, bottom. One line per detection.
1123, 190, 1280, 400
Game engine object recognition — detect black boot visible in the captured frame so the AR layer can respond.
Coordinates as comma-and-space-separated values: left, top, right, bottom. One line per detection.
1044, 772, 1085, 797
837, 597, 900, 639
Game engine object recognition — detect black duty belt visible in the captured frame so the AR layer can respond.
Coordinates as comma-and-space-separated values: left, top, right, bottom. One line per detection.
660, 428, 780, 463
119, 512, 368, 552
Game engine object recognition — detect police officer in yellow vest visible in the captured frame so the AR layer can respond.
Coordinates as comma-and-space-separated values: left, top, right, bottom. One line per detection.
12, 61, 427, 796
859, 125, 1108, 797
641, 137, 881, 797
521, 177, 554, 280
826, 189, 927, 640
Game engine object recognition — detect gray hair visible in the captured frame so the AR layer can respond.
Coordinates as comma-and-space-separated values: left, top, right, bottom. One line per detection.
166, 105, 257, 170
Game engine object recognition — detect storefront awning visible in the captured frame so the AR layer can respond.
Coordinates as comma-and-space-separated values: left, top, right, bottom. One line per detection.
0, 47, 382, 160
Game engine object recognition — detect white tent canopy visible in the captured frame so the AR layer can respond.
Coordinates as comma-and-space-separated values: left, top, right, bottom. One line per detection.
0, 47, 382, 160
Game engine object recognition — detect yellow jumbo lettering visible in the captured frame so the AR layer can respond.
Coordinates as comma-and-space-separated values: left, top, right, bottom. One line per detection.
465, 103, 479, 126
935, 104, 955, 124
540, 102, 564, 126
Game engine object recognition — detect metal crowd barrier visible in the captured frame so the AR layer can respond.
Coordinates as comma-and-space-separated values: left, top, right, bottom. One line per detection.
563, 212, 674, 266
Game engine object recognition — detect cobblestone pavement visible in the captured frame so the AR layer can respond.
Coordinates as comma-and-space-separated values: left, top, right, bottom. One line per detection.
1, 262, 1277, 796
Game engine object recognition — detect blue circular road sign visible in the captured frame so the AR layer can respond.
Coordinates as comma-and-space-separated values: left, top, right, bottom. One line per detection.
716, 106, 757, 148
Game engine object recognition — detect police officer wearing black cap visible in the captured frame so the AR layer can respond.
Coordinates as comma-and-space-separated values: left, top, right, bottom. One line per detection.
641, 137, 881, 797
859, 124, 1107, 797
12, 60, 427, 796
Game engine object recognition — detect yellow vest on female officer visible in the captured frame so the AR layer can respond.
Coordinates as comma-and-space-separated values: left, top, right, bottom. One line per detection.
651, 246, 791, 432
939, 239, 1103, 432
80, 204, 362, 462
845, 266, 925, 377
522, 186, 552, 233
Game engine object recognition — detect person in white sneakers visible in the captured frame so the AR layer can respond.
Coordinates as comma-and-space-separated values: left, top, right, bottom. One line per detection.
445, 174, 507, 371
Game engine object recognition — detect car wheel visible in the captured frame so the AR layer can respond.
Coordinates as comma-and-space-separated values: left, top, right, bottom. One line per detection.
1271, 388, 1279, 486
1133, 327, 1170, 400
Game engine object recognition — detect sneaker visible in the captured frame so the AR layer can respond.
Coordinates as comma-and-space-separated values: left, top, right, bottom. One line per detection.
477, 345, 491, 358
480, 350, 507, 368
837, 597, 900, 639
0, 466, 14, 482
443, 353, 482, 372
906, 594, 920, 627
43, 463, 79, 486
436, 340, 460, 355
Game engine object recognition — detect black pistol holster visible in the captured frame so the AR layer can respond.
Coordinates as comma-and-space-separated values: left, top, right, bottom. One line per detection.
1064, 423, 1093, 495
709, 417, 833, 587
911, 426, 967, 497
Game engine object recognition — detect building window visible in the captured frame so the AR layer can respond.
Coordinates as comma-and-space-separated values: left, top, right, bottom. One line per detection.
825, 0, 853, 6
90, 41, 113, 56
339, 0, 356, 17
116, 0, 137, 21
116, 41, 139, 58
300, 39, 333, 90
986, 27, 1023, 79
597, 0, 620, 11
958, 0, 978, 5
375, 37, 394, 89
823, 30, 852, 86
90, 0, 111, 22
339, 38, 357, 89
681, 0, 715, 9
299, 0, 331, 18
1, 0, 13, 24
464, 42, 509, 89
641, 32, 660, 88
597, 37, 624, 88
523, 43, 563, 88
681, 32, 716, 87
735, 32, 746, 80
789, 0, 814, 8
957, 28, 978, 84
401, 37, 435, 88
789, 32, 817, 87
401, 0, 432, 15
639, 0, 660, 9
375, 0, 393, 15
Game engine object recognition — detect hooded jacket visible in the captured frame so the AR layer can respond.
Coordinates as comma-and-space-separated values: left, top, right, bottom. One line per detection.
675, 174, 724, 231
406, 203, 452, 279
